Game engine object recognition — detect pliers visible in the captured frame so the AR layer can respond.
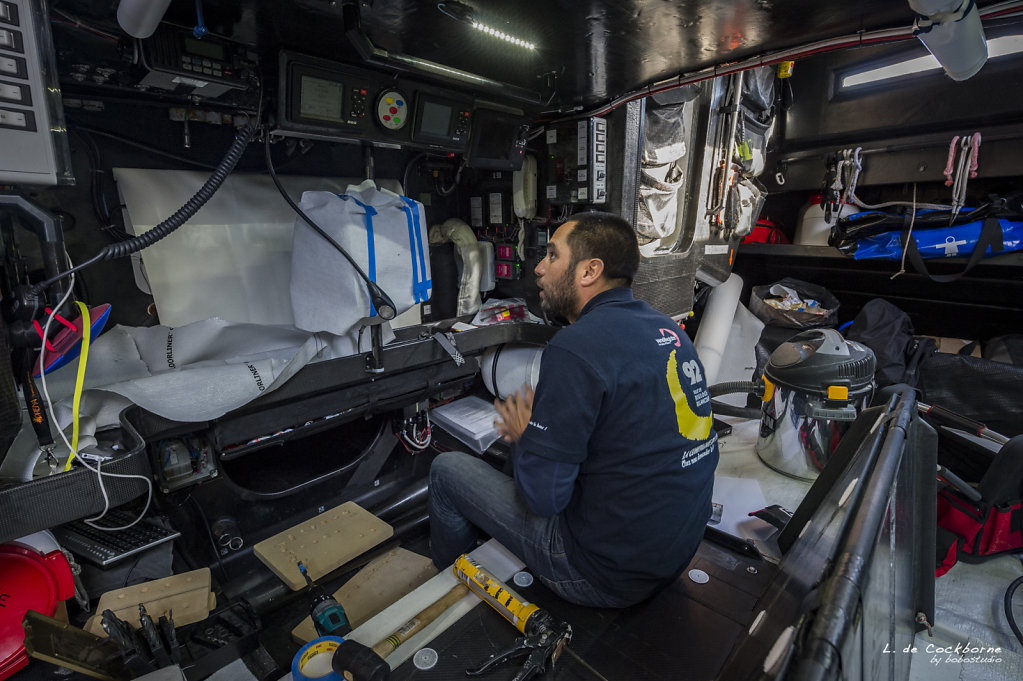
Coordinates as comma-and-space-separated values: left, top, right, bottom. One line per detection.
466, 621, 572, 681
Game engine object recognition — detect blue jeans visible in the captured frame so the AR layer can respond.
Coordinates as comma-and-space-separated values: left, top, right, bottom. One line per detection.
428, 450, 631, 608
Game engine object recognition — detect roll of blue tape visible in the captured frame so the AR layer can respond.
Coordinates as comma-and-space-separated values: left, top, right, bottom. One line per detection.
292, 636, 345, 681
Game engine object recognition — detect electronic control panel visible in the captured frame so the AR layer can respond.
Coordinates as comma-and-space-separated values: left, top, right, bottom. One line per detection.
276, 51, 474, 153
0, 0, 72, 185
138, 24, 256, 98
545, 117, 608, 205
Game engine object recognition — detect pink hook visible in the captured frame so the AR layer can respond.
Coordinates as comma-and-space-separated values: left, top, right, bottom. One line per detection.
943, 136, 959, 187
968, 132, 981, 179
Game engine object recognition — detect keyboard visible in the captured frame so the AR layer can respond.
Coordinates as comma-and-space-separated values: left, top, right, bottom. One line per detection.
54, 509, 181, 567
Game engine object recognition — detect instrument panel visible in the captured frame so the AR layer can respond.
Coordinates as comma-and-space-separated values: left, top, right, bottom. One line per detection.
276, 51, 474, 153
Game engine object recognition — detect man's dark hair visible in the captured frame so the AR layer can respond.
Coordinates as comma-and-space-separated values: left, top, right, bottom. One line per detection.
565, 211, 641, 286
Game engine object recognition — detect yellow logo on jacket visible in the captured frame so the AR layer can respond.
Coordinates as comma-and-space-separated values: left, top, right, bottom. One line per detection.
666, 349, 713, 440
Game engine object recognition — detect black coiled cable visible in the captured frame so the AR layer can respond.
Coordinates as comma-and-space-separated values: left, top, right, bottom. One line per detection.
102, 122, 255, 258
33, 121, 256, 293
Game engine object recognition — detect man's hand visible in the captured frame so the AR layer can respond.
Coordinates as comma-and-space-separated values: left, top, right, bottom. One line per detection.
494, 385, 534, 443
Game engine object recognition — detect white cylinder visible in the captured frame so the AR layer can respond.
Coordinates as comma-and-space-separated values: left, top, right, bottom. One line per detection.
481, 344, 544, 399
693, 272, 743, 386
909, 0, 988, 81
117, 0, 173, 39
909, 0, 959, 14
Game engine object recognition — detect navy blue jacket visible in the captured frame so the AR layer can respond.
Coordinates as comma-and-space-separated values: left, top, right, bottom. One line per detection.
515, 287, 718, 604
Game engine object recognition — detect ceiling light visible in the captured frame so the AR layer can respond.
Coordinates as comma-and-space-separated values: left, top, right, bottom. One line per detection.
472, 21, 535, 50
439, 3, 536, 50
841, 33, 1023, 88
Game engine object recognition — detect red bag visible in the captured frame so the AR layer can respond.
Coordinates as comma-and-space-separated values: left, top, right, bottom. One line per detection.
934, 435, 1023, 577
742, 217, 790, 244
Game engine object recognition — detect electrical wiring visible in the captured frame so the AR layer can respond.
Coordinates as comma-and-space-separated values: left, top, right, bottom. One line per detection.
71, 130, 132, 242
435, 159, 465, 196
398, 410, 432, 452
70, 125, 220, 171
51, 8, 121, 41
37, 269, 153, 531
402, 153, 429, 195
38, 274, 78, 457
541, 0, 1023, 125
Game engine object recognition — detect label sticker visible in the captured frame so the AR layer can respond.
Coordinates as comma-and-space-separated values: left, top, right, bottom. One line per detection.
488, 192, 503, 224
470, 196, 483, 227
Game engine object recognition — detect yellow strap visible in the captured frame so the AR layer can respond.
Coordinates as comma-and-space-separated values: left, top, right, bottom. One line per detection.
63, 302, 92, 472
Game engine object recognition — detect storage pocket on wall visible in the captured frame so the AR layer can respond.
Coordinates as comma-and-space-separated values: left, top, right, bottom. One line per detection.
637, 163, 684, 242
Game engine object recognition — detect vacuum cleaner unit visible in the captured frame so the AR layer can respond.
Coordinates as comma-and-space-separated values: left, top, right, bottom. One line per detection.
755, 328, 876, 480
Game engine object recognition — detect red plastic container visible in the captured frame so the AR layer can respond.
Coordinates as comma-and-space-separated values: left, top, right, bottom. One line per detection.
0, 544, 74, 680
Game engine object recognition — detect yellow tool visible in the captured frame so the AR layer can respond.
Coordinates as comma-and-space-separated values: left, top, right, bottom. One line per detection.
453, 554, 544, 634
452, 554, 572, 680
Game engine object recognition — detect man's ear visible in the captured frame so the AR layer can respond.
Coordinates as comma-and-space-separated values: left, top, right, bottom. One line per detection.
578, 258, 605, 287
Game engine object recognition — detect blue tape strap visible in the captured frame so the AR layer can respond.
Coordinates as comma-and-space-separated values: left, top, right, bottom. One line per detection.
340, 194, 380, 316
402, 197, 431, 302
292, 636, 345, 681
398, 202, 421, 303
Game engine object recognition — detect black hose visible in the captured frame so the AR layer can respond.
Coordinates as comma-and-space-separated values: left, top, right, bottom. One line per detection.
1005, 574, 1023, 647
709, 380, 759, 398
711, 399, 763, 420
708, 380, 763, 419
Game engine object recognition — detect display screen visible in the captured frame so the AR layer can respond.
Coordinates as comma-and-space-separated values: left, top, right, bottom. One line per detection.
183, 37, 225, 61
299, 75, 345, 123
468, 110, 525, 169
419, 100, 452, 137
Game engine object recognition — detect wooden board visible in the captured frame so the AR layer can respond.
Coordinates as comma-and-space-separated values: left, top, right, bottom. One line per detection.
253, 501, 393, 590
290, 547, 437, 644
84, 568, 214, 636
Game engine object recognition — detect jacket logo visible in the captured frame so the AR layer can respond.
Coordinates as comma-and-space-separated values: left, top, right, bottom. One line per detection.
656, 328, 681, 347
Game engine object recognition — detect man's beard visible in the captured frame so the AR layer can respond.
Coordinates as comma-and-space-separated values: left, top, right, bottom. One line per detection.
539, 265, 579, 322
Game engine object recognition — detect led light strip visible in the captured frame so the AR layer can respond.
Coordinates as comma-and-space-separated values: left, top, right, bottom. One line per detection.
471, 21, 535, 50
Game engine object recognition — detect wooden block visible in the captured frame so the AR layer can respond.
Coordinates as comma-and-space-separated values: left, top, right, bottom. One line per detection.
253, 501, 393, 590
291, 547, 437, 644
84, 568, 214, 636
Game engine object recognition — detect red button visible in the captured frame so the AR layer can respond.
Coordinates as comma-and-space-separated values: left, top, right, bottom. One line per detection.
383, 115, 391, 121
389, 106, 397, 115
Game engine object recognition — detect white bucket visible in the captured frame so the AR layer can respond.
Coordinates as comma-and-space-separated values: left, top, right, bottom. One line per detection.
794, 199, 855, 247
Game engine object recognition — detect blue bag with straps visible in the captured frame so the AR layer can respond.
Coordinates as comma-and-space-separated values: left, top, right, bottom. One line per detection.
852, 217, 1023, 260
